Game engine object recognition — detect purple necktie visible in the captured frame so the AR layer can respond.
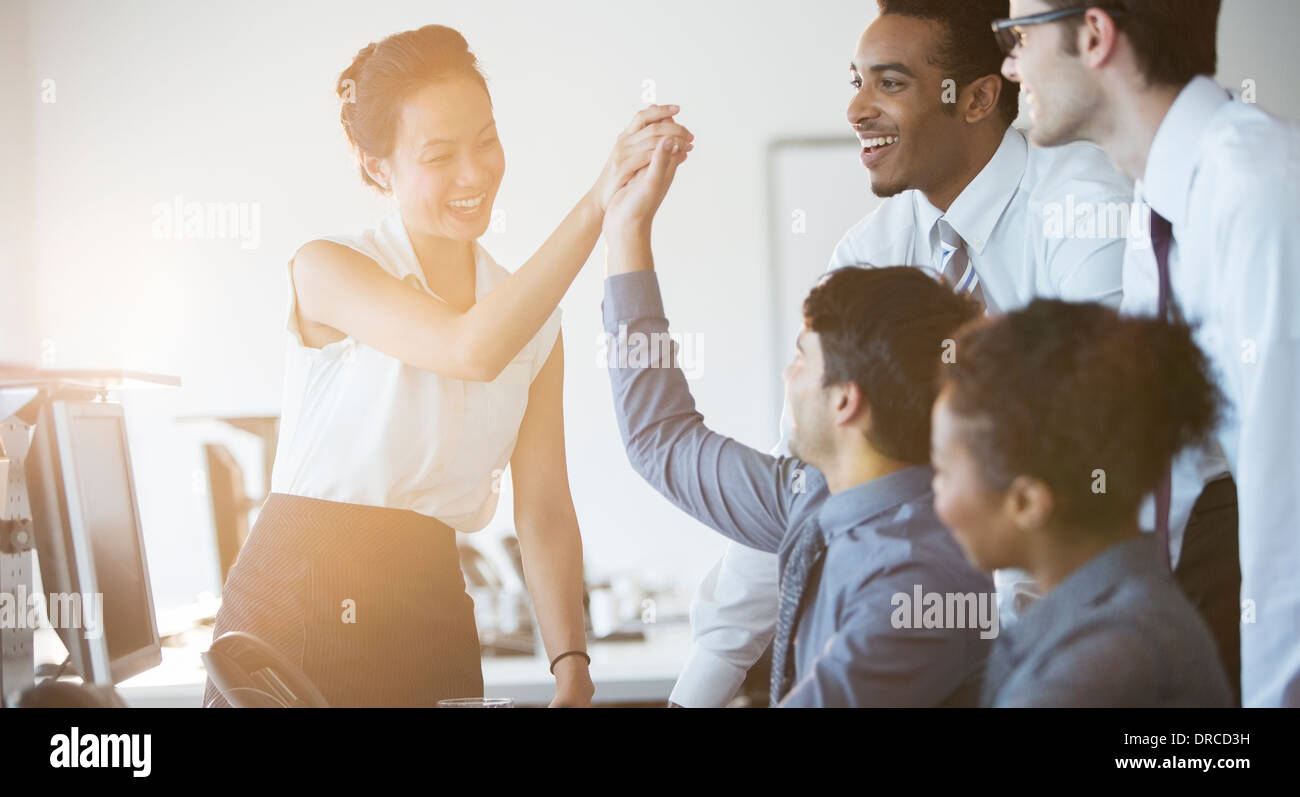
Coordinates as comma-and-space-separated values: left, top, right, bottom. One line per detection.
1149, 209, 1174, 571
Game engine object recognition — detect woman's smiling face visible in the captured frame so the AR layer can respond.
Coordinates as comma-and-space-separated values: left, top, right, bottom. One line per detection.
379, 78, 505, 241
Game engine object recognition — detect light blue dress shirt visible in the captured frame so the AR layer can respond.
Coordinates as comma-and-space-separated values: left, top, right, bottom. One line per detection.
603, 270, 995, 707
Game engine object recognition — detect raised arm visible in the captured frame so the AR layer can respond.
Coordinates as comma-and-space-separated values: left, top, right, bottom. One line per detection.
600, 138, 816, 553
293, 105, 694, 382
603, 271, 809, 553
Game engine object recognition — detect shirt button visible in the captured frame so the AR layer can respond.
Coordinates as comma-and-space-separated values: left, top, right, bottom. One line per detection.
974, 238, 985, 249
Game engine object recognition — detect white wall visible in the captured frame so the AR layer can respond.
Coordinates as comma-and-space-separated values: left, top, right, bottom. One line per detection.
0, 0, 34, 365
1218, 0, 1300, 121
5, 0, 1297, 611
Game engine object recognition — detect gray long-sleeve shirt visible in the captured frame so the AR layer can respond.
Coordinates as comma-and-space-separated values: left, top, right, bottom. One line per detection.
602, 270, 996, 706
981, 534, 1233, 707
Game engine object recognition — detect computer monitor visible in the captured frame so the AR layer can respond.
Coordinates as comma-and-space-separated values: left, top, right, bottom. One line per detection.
205, 442, 251, 586
25, 398, 161, 686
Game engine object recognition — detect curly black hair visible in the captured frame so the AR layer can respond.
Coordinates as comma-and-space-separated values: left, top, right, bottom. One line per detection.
939, 299, 1224, 533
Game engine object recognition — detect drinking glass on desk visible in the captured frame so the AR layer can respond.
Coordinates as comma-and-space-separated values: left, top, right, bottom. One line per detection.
437, 697, 514, 708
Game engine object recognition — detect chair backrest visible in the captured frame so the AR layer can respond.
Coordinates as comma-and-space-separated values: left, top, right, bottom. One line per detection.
201, 631, 329, 708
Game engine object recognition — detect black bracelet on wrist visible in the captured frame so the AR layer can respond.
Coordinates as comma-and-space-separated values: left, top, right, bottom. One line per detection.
549, 649, 591, 674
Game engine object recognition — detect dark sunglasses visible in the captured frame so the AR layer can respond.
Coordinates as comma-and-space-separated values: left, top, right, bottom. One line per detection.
991, 6, 1129, 56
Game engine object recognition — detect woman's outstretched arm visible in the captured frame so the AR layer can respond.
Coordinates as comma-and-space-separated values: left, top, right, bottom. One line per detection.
292, 105, 692, 382
508, 334, 594, 706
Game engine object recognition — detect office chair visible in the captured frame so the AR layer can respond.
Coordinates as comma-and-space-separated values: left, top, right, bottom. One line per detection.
202, 631, 329, 708
16, 679, 128, 708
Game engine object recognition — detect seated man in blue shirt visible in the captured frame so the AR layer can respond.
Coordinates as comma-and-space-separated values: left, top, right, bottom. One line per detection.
599, 137, 995, 707
930, 300, 1232, 706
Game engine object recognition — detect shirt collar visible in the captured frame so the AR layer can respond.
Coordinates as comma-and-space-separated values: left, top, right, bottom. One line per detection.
917, 125, 1028, 256
1003, 534, 1164, 656
915, 192, 943, 249
816, 464, 934, 543
382, 207, 496, 300
1142, 75, 1232, 227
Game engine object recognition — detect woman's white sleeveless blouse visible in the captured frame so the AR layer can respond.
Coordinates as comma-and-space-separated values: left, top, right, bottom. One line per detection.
269, 209, 561, 532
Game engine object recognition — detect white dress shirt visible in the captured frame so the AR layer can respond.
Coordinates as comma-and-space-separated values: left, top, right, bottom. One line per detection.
669, 126, 1133, 706
1129, 76, 1300, 707
270, 208, 561, 531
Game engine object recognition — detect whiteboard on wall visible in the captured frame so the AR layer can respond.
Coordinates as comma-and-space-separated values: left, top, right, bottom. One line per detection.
764, 137, 884, 415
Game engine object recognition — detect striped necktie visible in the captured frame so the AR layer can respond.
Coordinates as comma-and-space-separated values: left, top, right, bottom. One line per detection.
769, 520, 828, 705
936, 219, 987, 312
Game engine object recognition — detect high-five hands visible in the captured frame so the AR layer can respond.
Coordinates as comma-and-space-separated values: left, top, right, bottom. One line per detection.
591, 104, 694, 213
604, 127, 689, 239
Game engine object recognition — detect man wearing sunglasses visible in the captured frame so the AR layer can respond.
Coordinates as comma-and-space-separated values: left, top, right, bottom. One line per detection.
996, 0, 1300, 709
669, 0, 1133, 709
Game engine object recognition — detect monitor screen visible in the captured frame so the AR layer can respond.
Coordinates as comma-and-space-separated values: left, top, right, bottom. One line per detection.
65, 410, 157, 671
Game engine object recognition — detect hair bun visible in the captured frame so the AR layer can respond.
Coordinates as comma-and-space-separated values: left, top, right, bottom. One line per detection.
419, 24, 470, 53
337, 41, 378, 100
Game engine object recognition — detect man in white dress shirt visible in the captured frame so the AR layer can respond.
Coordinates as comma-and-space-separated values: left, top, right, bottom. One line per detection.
670, 0, 1135, 707
997, 0, 1298, 707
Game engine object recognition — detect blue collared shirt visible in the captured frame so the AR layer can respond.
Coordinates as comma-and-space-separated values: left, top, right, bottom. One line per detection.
981, 534, 1232, 707
603, 270, 995, 707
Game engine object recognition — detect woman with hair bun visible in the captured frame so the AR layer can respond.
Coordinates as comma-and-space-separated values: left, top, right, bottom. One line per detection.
929, 300, 1233, 707
203, 24, 692, 707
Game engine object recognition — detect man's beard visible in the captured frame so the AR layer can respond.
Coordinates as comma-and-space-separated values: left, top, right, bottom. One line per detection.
787, 411, 827, 467
869, 173, 909, 199
1026, 86, 1096, 148
1029, 118, 1081, 149
1026, 108, 1080, 147
788, 431, 807, 462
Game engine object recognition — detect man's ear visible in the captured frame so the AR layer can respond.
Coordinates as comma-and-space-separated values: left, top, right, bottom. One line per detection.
836, 380, 871, 432
1078, 7, 1124, 69
962, 74, 1004, 124
1005, 474, 1054, 532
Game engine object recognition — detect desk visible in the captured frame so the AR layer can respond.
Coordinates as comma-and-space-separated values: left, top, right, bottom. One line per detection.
40, 621, 694, 707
